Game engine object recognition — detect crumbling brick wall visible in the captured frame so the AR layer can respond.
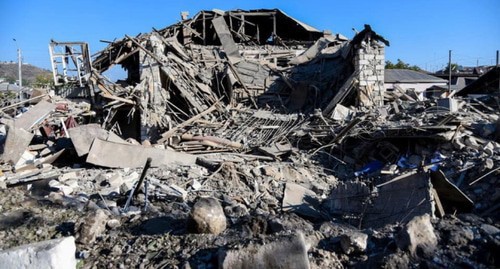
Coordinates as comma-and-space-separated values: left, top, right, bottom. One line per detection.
354, 39, 385, 107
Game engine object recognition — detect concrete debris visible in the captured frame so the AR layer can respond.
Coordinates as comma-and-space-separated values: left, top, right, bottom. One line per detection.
0, 7, 498, 269
396, 214, 438, 258
189, 196, 227, 235
86, 138, 196, 168
364, 172, 435, 228
268, 213, 314, 233
13, 100, 55, 131
340, 231, 368, 254
68, 124, 126, 157
0, 236, 76, 269
480, 224, 500, 236
219, 232, 310, 269
0, 126, 34, 165
76, 209, 109, 245
106, 219, 121, 229
282, 182, 321, 219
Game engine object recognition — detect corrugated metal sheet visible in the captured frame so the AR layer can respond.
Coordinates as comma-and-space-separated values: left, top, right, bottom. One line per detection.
385, 69, 447, 83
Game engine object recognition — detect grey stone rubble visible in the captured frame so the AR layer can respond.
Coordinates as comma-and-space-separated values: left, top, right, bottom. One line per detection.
0, 8, 498, 269
0, 236, 76, 269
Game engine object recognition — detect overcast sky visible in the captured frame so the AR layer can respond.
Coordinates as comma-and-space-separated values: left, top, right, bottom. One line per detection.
1, 0, 499, 72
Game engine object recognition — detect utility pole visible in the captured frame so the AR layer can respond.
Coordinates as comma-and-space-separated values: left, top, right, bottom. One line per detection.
13, 38, 22, 90
496, 50, 499, 93
448, 50, 452, 92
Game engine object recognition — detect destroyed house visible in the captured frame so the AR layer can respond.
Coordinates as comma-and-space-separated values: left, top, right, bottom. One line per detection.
384, 69, 447, 100
49, 9, 389, 143
456, 66, 500, 97
2, 10, 500, 267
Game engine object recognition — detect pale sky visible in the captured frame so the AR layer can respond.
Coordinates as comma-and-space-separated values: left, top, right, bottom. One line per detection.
1, 0, 499, 72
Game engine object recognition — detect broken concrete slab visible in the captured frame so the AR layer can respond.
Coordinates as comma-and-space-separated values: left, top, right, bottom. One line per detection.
363, 172, 434, 228
289, 36, 338, 65
69, 124, 127, 157
14, 100, 55, 131
324, 181, 370, 217
219, 233, 310, 269
86, 138, 196, 168
212, 16, 241, 63
331, 104, 354, 121
0, 236, 76, 269
0, 126, 34, 165
430, 170, 474, 213
258, 142, 293, 158
15, 149, 65, 172
282, 182, 321, 219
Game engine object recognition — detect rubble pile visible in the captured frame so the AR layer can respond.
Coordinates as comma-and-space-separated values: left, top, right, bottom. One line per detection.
0, 8, 499, 269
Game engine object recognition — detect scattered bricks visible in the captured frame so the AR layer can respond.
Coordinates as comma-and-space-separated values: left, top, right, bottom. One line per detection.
219, 233, 310, 269
189, 197, 227, 235
76, 209, 109, 245
0, 236, 76, 269
340, 231, 368, 254
396, 214, 437, 258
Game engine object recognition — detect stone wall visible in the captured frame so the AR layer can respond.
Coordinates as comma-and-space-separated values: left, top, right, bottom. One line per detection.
354, 39, 385, 107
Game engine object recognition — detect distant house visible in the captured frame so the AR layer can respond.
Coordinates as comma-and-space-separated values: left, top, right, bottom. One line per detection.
384, 69, 447, 99
0, 83, 31, 103
455, 66, 500, 97
433, 66, 492, 92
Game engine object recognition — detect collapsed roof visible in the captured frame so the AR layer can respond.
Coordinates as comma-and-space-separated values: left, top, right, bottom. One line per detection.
49, 9, 389, 142
1, 11, 498, 261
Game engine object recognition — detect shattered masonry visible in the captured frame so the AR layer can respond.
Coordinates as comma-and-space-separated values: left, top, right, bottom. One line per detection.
0, 8, 499, 269
49, 9, 389, 143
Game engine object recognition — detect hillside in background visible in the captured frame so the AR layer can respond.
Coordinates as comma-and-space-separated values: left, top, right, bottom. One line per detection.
0, 62, 52, 86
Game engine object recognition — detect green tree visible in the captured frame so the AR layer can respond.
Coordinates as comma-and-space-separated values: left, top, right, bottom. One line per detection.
385, 59, 422, 71
5, 76, 16, 84
33, 74, 53, 88
444, 63, 461, 73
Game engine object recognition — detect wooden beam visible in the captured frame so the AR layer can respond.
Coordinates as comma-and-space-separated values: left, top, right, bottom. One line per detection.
157, 103, 219, 143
